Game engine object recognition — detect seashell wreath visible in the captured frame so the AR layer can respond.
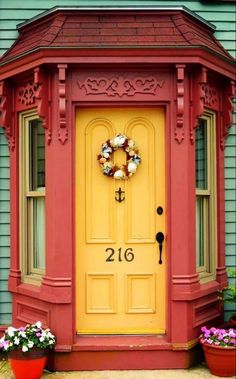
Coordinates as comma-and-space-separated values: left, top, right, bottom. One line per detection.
97, 134, 141, 179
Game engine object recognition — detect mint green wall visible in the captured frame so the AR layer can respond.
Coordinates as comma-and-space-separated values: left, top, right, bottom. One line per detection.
0, 128, 11, 324
0, 0, 235, 323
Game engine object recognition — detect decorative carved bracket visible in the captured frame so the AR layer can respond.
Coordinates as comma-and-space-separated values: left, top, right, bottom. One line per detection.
175, 64, 186, 143
0, 80, 15, 151
78, 76, 164, 97
221, 80, 235, 150
190, 67, 207, 143
58, 64, 68, 144
34, 67, 51, 144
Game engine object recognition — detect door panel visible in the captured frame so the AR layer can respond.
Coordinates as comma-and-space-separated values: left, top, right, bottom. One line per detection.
76, 108, 166, 334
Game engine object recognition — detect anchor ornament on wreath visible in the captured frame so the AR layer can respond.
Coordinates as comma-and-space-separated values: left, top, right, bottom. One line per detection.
97, 134, 141, 180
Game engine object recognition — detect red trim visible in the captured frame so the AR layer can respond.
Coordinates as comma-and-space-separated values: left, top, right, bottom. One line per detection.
0, 46, 235, 80
1, 9, 233, 369
51, 347, 202, 370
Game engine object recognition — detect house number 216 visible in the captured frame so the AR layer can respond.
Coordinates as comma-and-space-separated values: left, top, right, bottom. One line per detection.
105, 248, 134, 262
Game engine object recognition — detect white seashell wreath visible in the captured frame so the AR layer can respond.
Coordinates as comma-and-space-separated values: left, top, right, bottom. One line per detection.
97, 134, 141, 180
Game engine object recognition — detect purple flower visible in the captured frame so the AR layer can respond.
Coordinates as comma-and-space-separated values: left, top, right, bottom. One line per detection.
36, 333, 41, 337
18, 327, 26, 331
199, 326, 236, 347
229, 330, 236, 338
210, 327, 217, 333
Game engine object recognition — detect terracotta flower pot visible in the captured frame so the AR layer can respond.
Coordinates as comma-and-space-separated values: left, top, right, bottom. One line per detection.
201, 342, 236, 377
8, 348, 47, 379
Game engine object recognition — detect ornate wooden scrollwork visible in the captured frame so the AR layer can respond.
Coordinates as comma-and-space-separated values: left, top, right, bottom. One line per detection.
78, 76, 164, 97
202, 82, 219, 108
0, 80, 15, 151
34, 67, 51, 144
175, 64, 186, 143
220, 80, 235, 150
18, 81, 38, 106
58, 64, 68, 144
190, 67, 207, 143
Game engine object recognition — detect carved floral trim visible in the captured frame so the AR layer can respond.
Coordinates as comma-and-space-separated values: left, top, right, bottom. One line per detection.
78, 76, 164, 97
202, 83, 218, 108
18, 81, 38, 106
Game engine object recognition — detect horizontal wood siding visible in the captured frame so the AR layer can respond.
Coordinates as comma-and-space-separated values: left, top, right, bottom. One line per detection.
0, 128, 12, 325
0, 0, 235, 323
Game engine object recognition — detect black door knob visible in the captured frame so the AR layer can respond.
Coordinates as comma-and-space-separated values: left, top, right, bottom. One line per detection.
155, 232, 164, 264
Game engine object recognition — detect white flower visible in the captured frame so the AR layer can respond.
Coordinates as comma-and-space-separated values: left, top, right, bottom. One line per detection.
19, 331, 26, 338
28, 341, 34, 348
114, 170, 125, 179
113, 135, 126, 147
14, 337, 20, 345
39, 336, 45, 342
7, 327, 17, 337
22, 345, 28, 352
128, 162, 137, 173
35, 321, 42, 329
103, 152, 110, 158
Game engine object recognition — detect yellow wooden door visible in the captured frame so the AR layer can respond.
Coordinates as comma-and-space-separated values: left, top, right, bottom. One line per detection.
76, 108, 166, 334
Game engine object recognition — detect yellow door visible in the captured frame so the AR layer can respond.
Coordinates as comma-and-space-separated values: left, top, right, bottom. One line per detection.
76, 108, 166, 334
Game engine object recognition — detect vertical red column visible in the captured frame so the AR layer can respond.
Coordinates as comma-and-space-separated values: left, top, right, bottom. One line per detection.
169, 66, 200, 345
41, 64, 74, 350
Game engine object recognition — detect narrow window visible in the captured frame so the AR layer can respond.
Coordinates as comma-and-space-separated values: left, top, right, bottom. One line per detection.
195, 111, 217, 282
20, 111, 45, 284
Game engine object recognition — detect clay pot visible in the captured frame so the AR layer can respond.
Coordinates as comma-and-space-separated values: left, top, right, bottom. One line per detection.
8, 348, 47, 379
201, 342, 236, 377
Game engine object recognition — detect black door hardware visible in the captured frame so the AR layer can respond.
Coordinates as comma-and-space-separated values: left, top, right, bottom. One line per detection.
115, 187, 125, 203
156, 206, 163, 215
155, 232, 164, 264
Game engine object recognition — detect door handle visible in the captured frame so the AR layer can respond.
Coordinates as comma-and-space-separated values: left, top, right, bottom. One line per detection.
155, 232, 164, 264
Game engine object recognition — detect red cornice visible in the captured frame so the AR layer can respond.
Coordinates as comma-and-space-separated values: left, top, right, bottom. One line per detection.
0, 47, 235, 81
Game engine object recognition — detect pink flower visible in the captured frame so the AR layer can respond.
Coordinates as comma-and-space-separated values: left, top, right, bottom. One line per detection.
18, 327, 26, 331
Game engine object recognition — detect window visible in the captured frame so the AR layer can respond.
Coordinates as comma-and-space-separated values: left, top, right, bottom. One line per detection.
20, 111, 45, 284
195, 111, 217, 282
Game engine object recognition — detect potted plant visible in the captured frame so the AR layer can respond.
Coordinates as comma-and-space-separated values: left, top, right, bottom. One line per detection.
220, 269, 236, 326
0, 321, 55, 379
199, 326, 236, 377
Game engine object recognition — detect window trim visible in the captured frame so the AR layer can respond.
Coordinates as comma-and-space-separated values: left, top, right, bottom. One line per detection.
19, 109, 45, 285
196, 110, 217, 283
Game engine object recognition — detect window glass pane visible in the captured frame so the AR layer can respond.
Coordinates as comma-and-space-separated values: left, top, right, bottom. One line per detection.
33, 197, 45, 270
195, 120, 207, 189
196, 196, 205, 267
29, 120, 45, 190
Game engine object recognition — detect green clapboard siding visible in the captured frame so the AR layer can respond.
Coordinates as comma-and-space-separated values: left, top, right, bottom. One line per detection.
0, 0, 235, 324
0, 128, 12, 325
